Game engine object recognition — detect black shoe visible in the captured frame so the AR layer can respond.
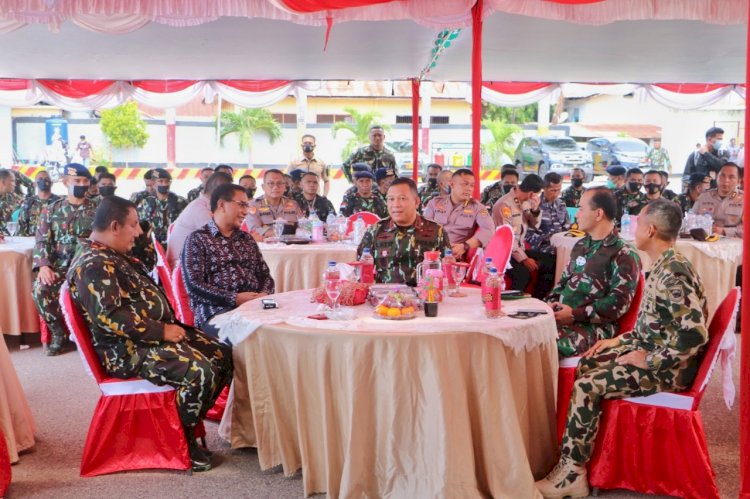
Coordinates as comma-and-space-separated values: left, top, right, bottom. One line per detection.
188, 439, 212, 472
46, 337, 73, 357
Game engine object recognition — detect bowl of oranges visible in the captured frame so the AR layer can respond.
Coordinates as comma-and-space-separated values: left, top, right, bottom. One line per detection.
373, 290, 420, 320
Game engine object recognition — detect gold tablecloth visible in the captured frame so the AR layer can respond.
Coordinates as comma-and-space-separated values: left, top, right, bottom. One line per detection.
550, 232, 742, 317
222, 289, 558, 498
0, 335, 36, 463
0, 237, 38, 336
258, 242, 358, 293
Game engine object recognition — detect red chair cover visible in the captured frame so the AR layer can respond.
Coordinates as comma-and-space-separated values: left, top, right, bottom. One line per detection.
465, 225, 514, 287
240, 220, 249, 233
39, 313, 50, 345
205, 385, 229, 422
345, 211, 380, 234
171, 266, 195, 327
152, 234, 178, 313
0, 427, 10, 498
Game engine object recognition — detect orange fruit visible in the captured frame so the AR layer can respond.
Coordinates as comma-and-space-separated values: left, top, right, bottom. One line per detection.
375, 305, 388, 316
401, 306, 415, 315
387, 307, 401, 317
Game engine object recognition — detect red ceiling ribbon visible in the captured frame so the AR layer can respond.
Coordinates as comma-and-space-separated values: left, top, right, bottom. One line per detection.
37, 79, 116, 98
0, 79, 30, 91
544, 0, 605, 4
131, 80, 197, 93
279, 0, 395, 13
216, 80, 292, 91
483, 82, 552, 94
653, 83, 729, 94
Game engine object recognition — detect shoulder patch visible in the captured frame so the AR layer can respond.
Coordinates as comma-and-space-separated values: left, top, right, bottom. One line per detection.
501, 206, 512, 219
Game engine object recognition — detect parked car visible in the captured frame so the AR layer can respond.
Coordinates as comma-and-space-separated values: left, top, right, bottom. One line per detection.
586, 137, 650, 171
387, 141, 430, 179
513, 136, 594, 181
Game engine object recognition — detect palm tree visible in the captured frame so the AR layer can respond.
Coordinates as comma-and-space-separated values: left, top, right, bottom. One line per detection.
219, 108, 282, 167
482, 118, 522, 168
331, 107, 391, 161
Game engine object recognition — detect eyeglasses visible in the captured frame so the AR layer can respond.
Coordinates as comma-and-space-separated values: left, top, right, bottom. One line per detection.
265, 181, 286, 187
227, 200, 251, 209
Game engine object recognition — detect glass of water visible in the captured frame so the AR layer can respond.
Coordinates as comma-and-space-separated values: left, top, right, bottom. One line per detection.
6, 221, 17, 242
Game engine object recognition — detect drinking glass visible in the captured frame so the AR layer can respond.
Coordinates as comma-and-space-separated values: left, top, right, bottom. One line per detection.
273, 219, 285, 243
336, 219, 348, 244
6, 221, 17, 242
449, 263, 468, 297
325, 277, 342, 316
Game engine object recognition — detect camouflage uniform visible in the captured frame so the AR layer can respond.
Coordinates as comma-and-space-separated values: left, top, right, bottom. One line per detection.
422, 195, 495, 249
357, 215, 450, 287
339, 193, 388, 219
137, 192, 188, 247
614, 187, 648, 225
525, 197, 571, 254
129, 190, 152, 209
0, 192, 22, 235
16, 193, 61, 236
546, 231, 642, 357
67, 239, 232, 431
292, 192, 336, 221
561, 186, 586, 208
676, 192, 697, 215
342, 146, 396, 183
662, 188, 679, 202
32, 197, 98, 345
417, 183, 440, 207
12, 170, 35, 198
480, 181, 506, 209
186, 185, 204, 203
692, 188, 744, 238
244, 196, 303, 238
560, 249, 707, 466
646, 147, 672, 172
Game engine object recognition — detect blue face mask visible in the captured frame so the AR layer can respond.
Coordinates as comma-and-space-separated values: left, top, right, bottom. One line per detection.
713, 139, 723, 151
606, 179, 616, 189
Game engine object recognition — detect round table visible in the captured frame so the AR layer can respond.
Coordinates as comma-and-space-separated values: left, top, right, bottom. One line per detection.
215, 288, 558, 498
0, 334, 36, 464
258, 241, 358, 293
551, 232, 742, 317
0, 237, 39, 336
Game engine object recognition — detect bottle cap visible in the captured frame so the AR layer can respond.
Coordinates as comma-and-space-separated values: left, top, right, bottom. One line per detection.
485, 257, 493, 263
363, 248, 371, 254
489, 267, 498, 274
328, 261, 336, 266
445, 249, 453, 256
424, 250, 440, 261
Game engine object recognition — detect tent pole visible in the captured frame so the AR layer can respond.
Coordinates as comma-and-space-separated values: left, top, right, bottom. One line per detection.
470, 0, 483, 199
741, 0, 750, 494
412, 78, 420, 182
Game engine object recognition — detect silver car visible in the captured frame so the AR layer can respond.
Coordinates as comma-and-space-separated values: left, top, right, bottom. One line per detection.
514, 136, 594, 181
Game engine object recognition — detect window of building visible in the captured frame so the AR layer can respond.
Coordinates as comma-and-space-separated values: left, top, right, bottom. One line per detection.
430, 116, 450, 125
272, 113, 297, 124
316, 114, 351, 124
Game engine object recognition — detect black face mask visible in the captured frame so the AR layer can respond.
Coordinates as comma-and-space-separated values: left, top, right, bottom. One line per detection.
571, 178, 584, 188
645, 183, 661, 195
502, 184, 514, 194
246, 188, 256, 198
302, 144, 314, 153
428, 178, 437, 188
628, 182, 642, 193
157, 185, 170, 195
99, 186, 117, 197
36, 179, 51, 191
70, 185, 87, 199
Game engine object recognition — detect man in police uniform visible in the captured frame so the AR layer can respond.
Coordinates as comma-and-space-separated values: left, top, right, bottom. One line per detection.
546, 187, 641, 358
375, 166, 396, 202
614, 168, 647, 225
293, 172, 336, 221
692, 162, 743, 237
130, 168, 156, 208
480, 166, 518, 209
417, 163, 442, 206
68, 195, 231, 472
244, 168, 303, 241
537, 199, 707, 498
491, 174, 544, 294
605, 164, 626, 190
32, 163, 98, 356
288, 134, 330, 197
423, 168, 494, 262
339, 170, 388, 218
341, 125, 396, 182
17, 170, 60, 236
357, 177, 450, 286
0, 169, 21, 235
677, 173, 712, 215
187, 167, 215, 203
136, 168, 188, 248
561, 167, 586, 208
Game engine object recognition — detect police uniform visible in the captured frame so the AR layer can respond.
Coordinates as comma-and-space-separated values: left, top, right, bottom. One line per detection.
357, 215, 450, 287
614, 187, 647, 225
293, 192, 336, 221
16, 193, 61, 236
422, 194, 495, 253
137, 192, 188, 248
186, 185, 204, 203
244, 195, 303, 237
559, 248, 706, 468
288, 156, 329, 184
480, 181, 508, 209
0, 192, 22, 235
561, 186, 585, 208
342, 146, 396, 183
692, 188, 744, 238
67, 239, 232, 434
546, 230, 642, 357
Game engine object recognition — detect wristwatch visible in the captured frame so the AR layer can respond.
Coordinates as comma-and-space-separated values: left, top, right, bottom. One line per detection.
645, 351, 657, 371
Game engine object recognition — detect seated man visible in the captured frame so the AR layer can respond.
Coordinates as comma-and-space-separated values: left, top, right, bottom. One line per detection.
96, 172, 118, 198
643, 169, 667, 202
480, 166, 518, 209
614, 167, 647, 225
561, 167, 586, 208
289, 168, 305, 195
129, 168, 156, 209
417, 163, 442, 206
375, 167, 396, 202
692, 162, 743, 237
0, 168, 21, 235
68, 196, 232, 472
293, 172, 336, 221
423, 168, 494, 261
339, 170, 388, 219
546, 187, 641, 358
136, 168, 188, 248
677, 172, 711, 215
17, 169, 60, 236
244, 169, 303, 241
658, 170, 679, 201
186, 167, 215, 203
239, 174, 256, 199
358, 177, 450, 286
182, 184, 275, 335
536, 199, 708, 498
605, 164, 626, 191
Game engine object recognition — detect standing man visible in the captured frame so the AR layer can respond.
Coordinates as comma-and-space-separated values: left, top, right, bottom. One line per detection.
342, 125, 396, 182
692, 162, 743, 237
614, 168, 647, 224
417, 163, 443, 206
492, 174, 544, 293
76, 135, 92, 166
537, 200, 706, 498
187, 167, 214, 203
605, 165, 626, 191
423, 168, 494, 262
288, 134, 330, 197
727, 137, 741, 163
480, 165, 518, 209
136, 168, 188, 248
239, 174, 257, 199
357, 178, 450, 286
561, 167, 586, 208
182, 184, 275, 335
293, 172, 336, 221
33, 163, 97, 356
646, 137, 671, 172
683, 126, 729, 186
677, 173, 712, 215
130, 169, 156, 209
374, 167, 396, 202
17, 170, 60, 236
244, 169, 303, 241
339, 171, 388, 219
0, 169, 20, 235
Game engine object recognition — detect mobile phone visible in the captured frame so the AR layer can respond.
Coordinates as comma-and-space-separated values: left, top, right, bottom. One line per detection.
262, 298, 278, 309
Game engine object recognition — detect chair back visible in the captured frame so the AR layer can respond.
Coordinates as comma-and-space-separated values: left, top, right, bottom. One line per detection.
616, 272, 645, 334
685, 287, 740, 407
240, 220, 249, 233
167, 222, 175, 237
60, 283, 109, 384
473, 225, 513, 284
171, 265, 195, 327
152, 233, 178, 311
346, 211, 380, 234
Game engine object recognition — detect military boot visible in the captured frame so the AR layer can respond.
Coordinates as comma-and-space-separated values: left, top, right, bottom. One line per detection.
45, 334, 67, 356
185, 427, 212, 472
534, 457, 589, 499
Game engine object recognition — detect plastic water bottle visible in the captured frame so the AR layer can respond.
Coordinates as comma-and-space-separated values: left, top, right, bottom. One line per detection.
621, 210, 631, 237
482, 267, 502, 318
360, 248, 375, 283
324, 261, 341, 311
353, 216, 366, 243
442, 249, 456, 292
480, 257, 493, 284
325, 213, 336, 239
311, 220, 325, 243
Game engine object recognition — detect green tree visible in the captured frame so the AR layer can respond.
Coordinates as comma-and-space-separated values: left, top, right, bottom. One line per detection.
99, 101, 149, 167
331, 107, 391, 161
219, 108, 282, 167
482, 102, 539, 124
481, 118, 522, 168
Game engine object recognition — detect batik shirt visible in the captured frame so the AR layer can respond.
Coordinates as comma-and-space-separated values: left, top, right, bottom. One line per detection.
17, 193, 61, 236
525, 197, 571, 253
33, 197, 97, 272
137, 192, 188, 247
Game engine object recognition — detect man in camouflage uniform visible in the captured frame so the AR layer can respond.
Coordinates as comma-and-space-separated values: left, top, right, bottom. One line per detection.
423, 168, 494, 261
293, 172, 336, 221
129, 168, 156, 208
32, 163, 97, 355
0, 169, 21, 235
677, 172, 712, 215
68, 196, 231, 472
645, 137, 671, 172
614, 167, 647, 226
358, 178, 450, 286
480, 166, 518, 209
186, 167, 214, 203
17, 170, 60, 236
537, 199, 707, 499
12, 169, 35, 198
416, 163, 442, 206
692, 162, 744, 237
561, 167, 586, 208
244, 168, 303, 240
375, 167, 396, 203
341, 125, 396, 183
136, 168, 188, 248
340, 171, 388, 218
547, 187, 641, 358
605, 164, 626, 190
657, 171, 679, 201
